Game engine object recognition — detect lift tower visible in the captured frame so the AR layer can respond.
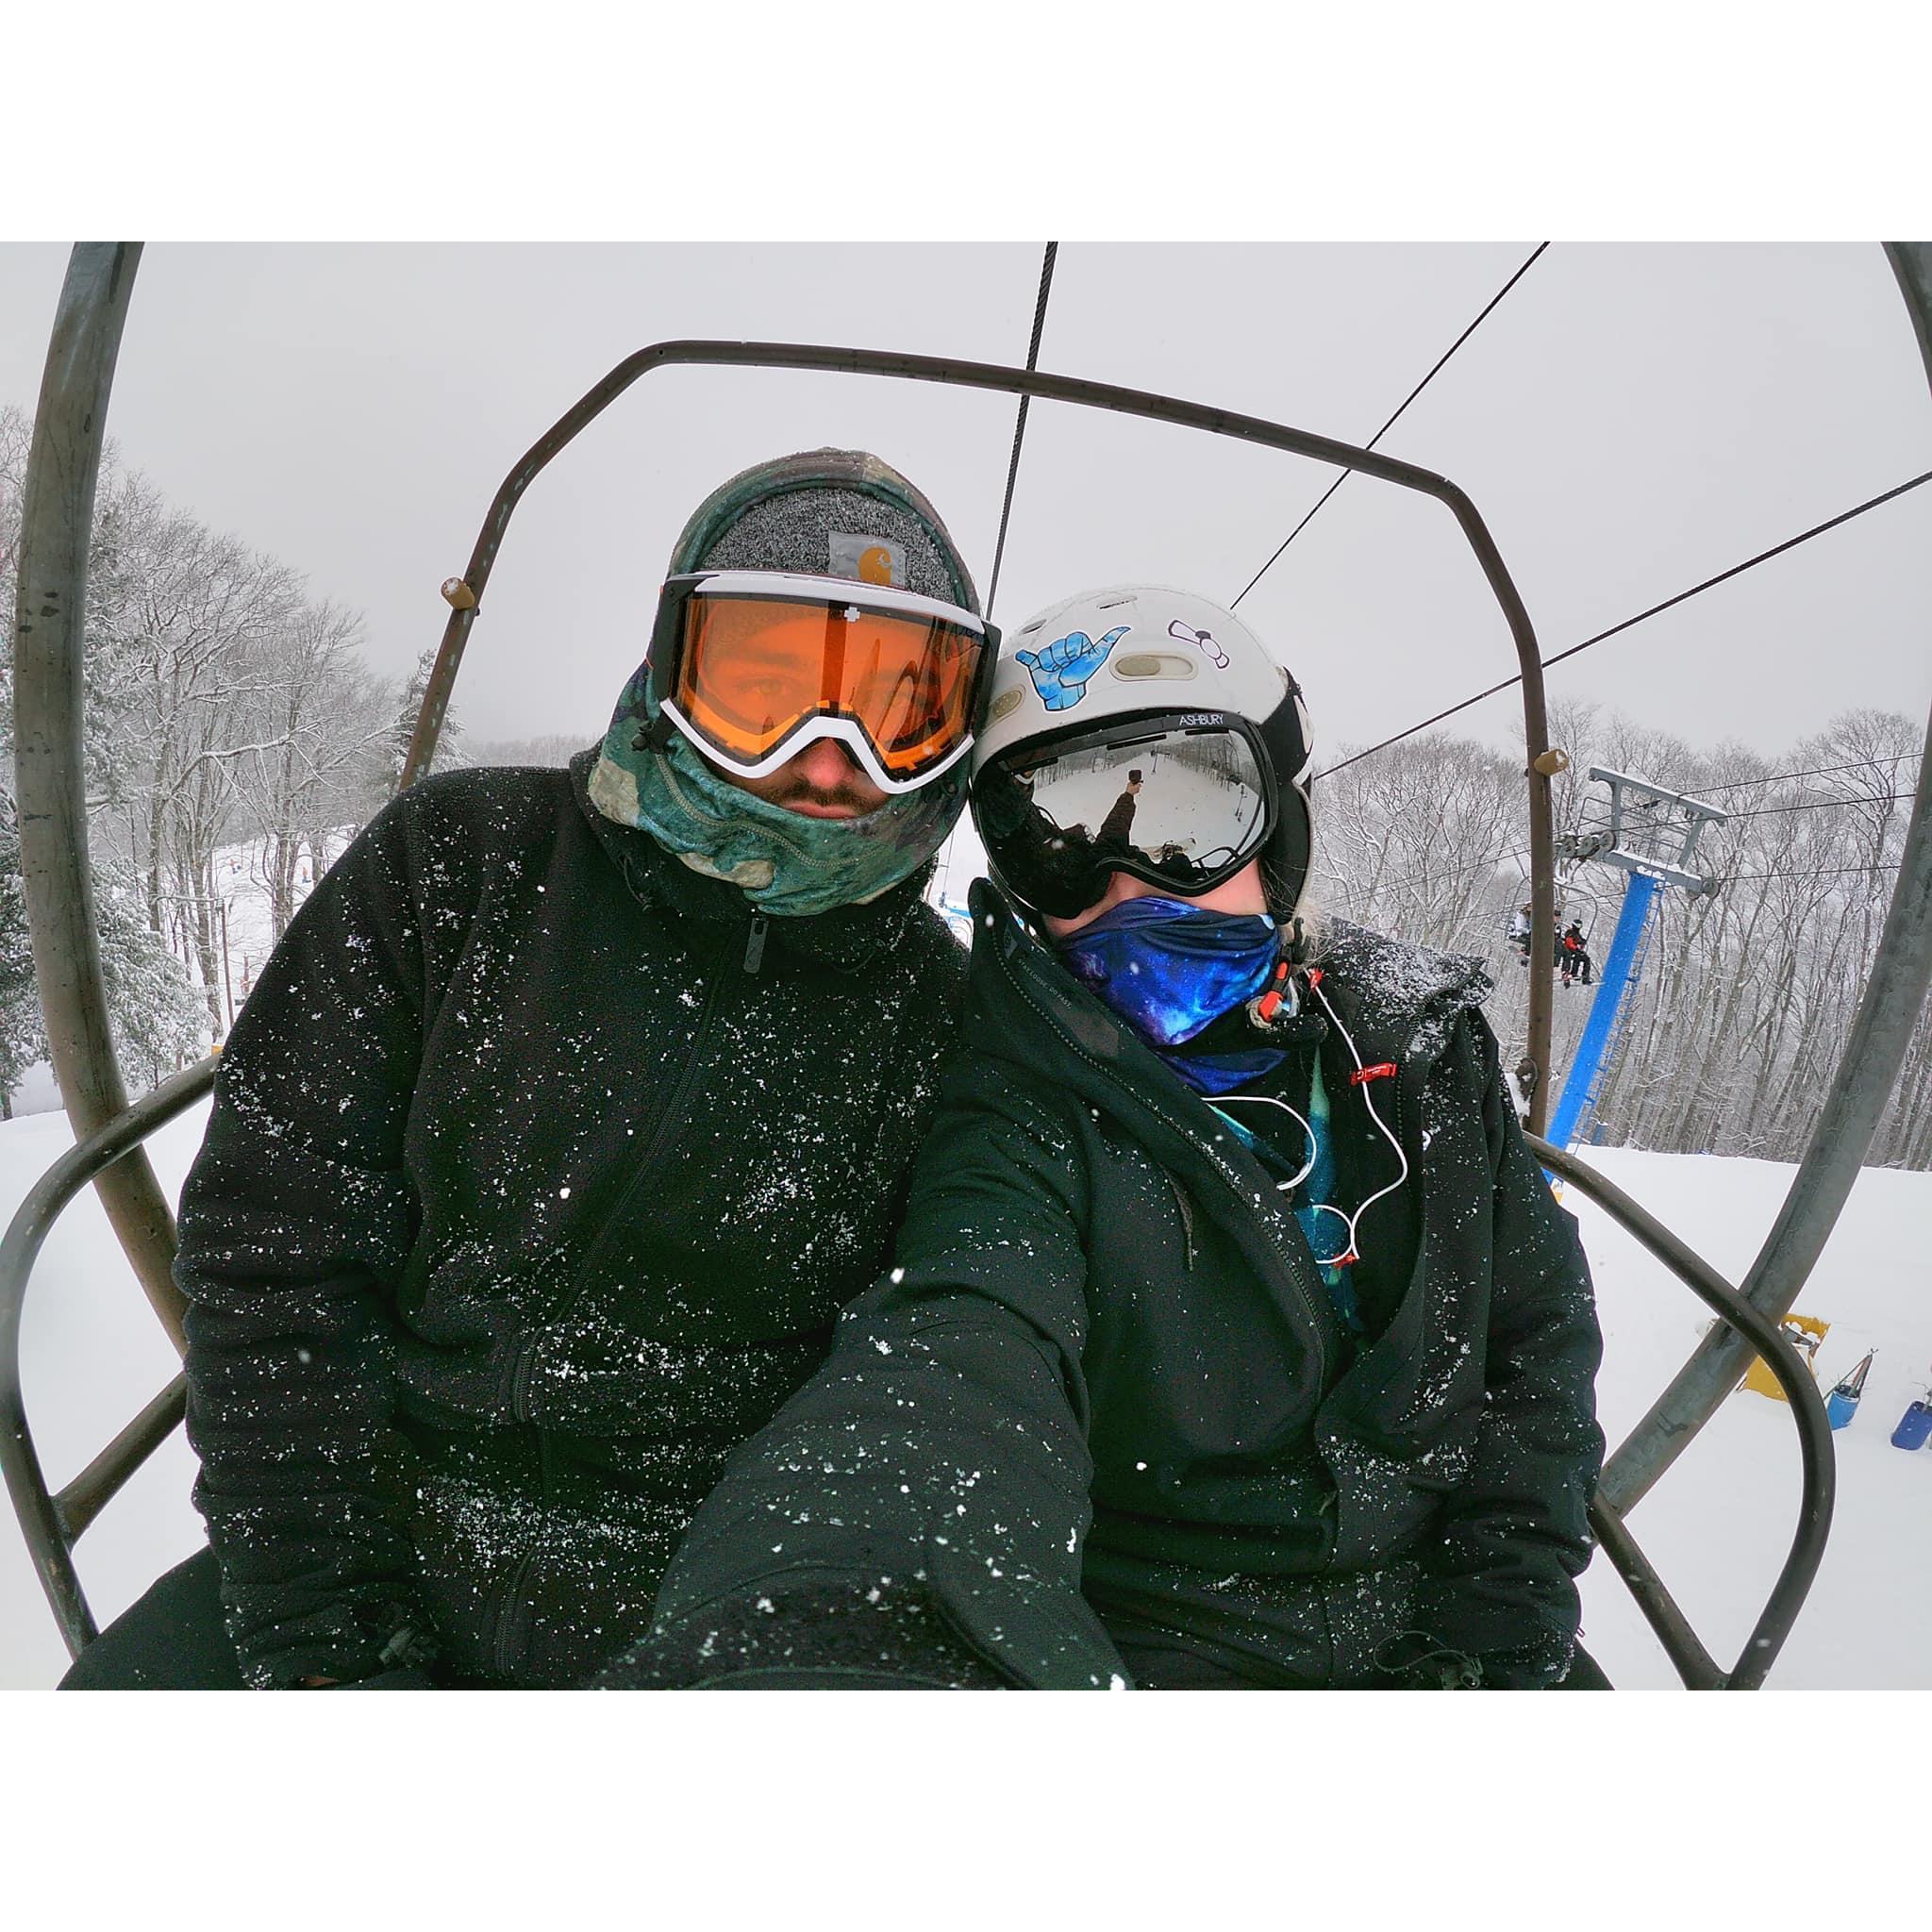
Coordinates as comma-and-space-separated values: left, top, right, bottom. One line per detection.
1546, 767, 1728, 1150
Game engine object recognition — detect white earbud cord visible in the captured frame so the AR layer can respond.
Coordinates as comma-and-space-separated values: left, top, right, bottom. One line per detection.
1306, 975, 1410, 1265
1208, 1091, 1318, 1192
1205, 977, 1413, 1271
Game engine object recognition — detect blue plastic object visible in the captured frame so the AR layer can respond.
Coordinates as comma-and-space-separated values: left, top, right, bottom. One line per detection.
1890, 1400, 1932, 1452
1825, 1389, 1860, 1431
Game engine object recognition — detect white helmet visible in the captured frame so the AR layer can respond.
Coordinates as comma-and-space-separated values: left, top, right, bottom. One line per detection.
971, 584, 1315, 921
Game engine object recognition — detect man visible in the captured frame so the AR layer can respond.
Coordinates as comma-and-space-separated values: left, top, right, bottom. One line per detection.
61, 449, 989, 1688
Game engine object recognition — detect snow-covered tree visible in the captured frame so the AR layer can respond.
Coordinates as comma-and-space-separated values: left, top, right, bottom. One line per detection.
1314, 699, 1926, 1169
458, 732, 592, 770
0, 803, 48, 1120
384, 644, 462, 794
94, 864, 208, 1091
228, 598, 391, 942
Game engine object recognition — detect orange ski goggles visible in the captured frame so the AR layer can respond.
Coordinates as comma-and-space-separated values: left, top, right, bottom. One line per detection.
645, 572, 995, 793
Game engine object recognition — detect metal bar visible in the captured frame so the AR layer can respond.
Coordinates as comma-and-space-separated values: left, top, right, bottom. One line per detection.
9, 241, 187, 1353
1589, 764, 1727, 824
1598, 242, 1932, 1514
396, 339, 1561, 1124
1547, 871, 1658, 1148
1586, 1497, 1724, 1690
54, 1374, 187, 1544
1530, 1134, 1837, 1688
985, 242, 1059, 621
0, 1060, 216, 1657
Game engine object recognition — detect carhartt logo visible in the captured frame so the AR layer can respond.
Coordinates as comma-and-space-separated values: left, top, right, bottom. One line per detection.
829, 533, 906, 587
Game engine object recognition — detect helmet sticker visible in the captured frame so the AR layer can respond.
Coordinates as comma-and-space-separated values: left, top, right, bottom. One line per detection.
1168, 618, 1231, 668
1013, 625, 1130, 711
828, 532, 906, 587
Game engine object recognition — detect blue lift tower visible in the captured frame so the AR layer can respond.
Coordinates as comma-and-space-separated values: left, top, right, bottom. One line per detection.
1546, 767, 1728, 1151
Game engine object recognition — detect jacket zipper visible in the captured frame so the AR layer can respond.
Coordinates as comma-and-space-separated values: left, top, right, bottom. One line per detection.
491, 924, 751, 1681
565, 926, 741, 1304
491, 926, 747, 1680
1166, 1176, 1196, 1272
491, 1550, 540, 1681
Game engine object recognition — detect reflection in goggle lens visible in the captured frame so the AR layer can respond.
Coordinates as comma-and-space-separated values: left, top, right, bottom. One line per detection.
977, 723, 1274, 917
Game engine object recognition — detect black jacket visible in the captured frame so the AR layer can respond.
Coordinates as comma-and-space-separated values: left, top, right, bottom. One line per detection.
176, 751, 966, 1688
607, 877, 1604, 1690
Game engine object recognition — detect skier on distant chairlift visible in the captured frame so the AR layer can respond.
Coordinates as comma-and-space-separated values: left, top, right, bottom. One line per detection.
1509, 901, 1533, 965
1559, 920, 1593, 988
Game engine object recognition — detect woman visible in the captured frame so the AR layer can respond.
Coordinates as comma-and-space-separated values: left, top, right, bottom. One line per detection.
606, 586, 1606, 1690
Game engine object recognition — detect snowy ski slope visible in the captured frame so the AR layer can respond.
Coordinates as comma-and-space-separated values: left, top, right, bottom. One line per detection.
1, 1110, 1925, 1690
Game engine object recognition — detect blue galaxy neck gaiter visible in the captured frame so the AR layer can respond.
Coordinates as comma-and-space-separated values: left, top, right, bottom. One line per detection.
1053, 897, 1288, 1095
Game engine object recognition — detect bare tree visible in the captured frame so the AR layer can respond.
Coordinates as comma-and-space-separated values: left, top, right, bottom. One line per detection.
1311, 698, 1927, 1169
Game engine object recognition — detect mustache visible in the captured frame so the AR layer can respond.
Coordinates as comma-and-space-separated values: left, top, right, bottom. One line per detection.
766, 774, 884, 812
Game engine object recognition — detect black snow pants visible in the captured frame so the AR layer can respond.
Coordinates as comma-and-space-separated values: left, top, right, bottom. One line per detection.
59, 1547, 430, 1690
63, 1549, 1614, 1690
1110, 1621, 1613, 1690
59, 1547, 243, 1690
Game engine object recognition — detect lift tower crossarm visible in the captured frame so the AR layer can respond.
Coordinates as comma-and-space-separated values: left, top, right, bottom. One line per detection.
1586, 765, 1727, 895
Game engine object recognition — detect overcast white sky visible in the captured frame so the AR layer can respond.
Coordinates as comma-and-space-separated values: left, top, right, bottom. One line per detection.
5, 242, 1928, 774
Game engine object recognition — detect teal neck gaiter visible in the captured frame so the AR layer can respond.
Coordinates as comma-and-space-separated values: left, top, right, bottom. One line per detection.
587, 663, 966, 918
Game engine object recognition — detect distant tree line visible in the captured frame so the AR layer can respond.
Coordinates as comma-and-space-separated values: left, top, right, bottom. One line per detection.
0, 402, 456, 1094
4, 397, 1924, 1167
459, 734, 591, 770
1316, 698, 1930, 1170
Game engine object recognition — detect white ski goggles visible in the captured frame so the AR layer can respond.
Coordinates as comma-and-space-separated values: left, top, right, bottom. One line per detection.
645, 571, 995, 794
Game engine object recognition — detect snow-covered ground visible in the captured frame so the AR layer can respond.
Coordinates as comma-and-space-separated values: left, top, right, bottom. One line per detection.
1, 1108, 1925, 1689
1567, 1150, 1932, 1689
1, 1101, 212, 1690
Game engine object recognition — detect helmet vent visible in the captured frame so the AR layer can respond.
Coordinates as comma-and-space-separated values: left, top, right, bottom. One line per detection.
1111, 652, 1198, 680
1095, 594, 1135, 609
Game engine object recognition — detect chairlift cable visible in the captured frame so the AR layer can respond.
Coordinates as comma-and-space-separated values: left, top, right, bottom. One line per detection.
1722, 860, 1904, 883
1608, 750, 1924, 802
984, 242, 1059, 622
1230, 242, 1550, 610
1661, 752, 1924, 796
1316, 467, 1932, 782
1337, 802, 1915, 896
1718, 790, 1915, 821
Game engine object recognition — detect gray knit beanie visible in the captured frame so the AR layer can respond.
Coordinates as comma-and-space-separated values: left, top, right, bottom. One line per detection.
666, 448, 979, 612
